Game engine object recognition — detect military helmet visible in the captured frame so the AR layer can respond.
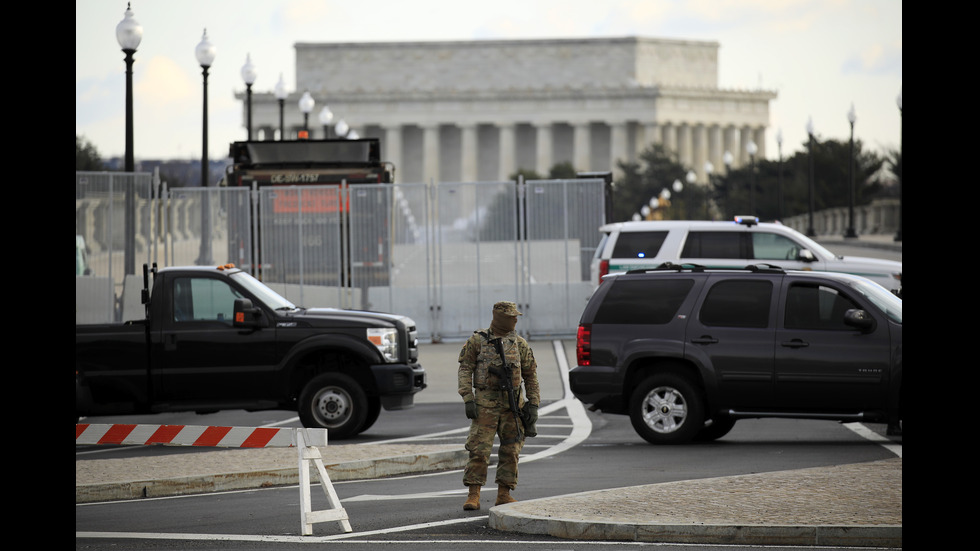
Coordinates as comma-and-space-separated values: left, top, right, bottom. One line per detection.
493, 301, 522, 316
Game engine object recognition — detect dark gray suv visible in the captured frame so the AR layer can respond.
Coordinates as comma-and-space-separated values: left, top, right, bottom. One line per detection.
569, 264, 902, 444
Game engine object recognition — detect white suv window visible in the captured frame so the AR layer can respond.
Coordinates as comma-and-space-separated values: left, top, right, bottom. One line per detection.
681, 232, 743, 259
752, 232, 803, 261
612, 231, 669, 259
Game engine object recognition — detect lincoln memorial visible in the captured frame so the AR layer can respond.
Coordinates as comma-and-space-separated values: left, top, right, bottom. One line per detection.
242, 36, 776, 185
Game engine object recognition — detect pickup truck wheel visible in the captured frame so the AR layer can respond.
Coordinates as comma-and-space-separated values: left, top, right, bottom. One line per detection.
356, 396, 382, 435
629, 372, 704, 445
298, 373, 368, 440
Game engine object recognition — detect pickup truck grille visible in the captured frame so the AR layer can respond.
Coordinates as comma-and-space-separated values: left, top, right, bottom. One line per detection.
407, 325, 419, 363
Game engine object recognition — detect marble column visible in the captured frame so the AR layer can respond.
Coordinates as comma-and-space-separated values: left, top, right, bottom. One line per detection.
739, 126, 753, 166
643, 122, 661, 151
422, 124, 440, 185
708, 125, 722, 174
610, 122, 628, 179
753, 127, 767, 159
573, 122, 590, 172
385, 124, 403, 183
535, 123, 552, 176
663, 123, 677, 158
461, 124, 478, 183
693, 123, 707, 182
722, 126, 736, 169
678, 123, 692, 169
499, 123, 516, 180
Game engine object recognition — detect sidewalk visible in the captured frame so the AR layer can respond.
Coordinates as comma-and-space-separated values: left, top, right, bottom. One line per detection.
76, 444, 902, 547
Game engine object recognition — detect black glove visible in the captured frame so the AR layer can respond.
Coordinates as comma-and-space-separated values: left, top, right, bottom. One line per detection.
521, 403, 538, 437
465, 400, 478, 420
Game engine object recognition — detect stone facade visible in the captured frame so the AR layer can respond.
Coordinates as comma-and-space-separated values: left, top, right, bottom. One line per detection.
242, 37, 776, 184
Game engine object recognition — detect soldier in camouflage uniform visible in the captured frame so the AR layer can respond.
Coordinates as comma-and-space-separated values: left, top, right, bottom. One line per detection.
457, 301, 540, 510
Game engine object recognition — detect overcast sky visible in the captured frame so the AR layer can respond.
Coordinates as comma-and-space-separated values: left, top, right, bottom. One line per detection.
76, 0, 902, 164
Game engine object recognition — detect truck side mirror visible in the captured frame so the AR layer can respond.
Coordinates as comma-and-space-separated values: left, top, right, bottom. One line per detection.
233, 298, 262, 328
798, 249, 816, 262
843, 308, 876, 333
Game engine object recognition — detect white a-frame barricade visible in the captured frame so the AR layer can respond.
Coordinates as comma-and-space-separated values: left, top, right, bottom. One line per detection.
294, 428, 352, 535
75, 423, 351, 535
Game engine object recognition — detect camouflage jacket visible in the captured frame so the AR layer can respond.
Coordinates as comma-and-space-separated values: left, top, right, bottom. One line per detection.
457, 329, 540, 407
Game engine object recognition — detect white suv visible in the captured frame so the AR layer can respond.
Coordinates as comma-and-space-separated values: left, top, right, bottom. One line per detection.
590, 217, 902, 295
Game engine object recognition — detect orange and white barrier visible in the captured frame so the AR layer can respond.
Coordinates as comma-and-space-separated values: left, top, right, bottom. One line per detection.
75, 423, 348, 536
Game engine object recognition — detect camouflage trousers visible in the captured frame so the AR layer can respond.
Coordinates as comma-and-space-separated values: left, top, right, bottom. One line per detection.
463, 390, 524, 489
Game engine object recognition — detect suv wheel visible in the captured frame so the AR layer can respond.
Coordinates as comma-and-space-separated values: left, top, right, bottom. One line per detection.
694, 416, 737, 441
629, 372, 705, 444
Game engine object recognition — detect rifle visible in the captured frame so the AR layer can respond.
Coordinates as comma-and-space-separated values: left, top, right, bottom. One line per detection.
483, 334, 526, 445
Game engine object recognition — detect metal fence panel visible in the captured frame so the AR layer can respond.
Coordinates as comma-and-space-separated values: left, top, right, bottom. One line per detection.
76, 174, 606, 339
431, 181, 521, 340
358, 183, 432, 326
522, 178, 605, 337
76, 171, 154, 323
257, 185, 345, 308
163, 186, 250, 270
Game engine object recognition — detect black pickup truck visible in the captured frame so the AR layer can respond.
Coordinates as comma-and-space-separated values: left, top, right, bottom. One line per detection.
76, 264, 426, 439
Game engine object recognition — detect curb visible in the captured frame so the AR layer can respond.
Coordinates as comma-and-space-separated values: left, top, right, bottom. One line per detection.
489, 507, 902, 548
76, 449, 467, 504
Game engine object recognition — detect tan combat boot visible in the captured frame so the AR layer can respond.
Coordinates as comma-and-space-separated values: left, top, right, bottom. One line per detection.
495, 484, 517, 506
463, 485, 481, 510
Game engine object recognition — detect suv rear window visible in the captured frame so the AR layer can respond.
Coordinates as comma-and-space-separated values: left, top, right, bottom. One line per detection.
611, 231, 668, 259
699, 280, 772, 328
594, 278, 694, 324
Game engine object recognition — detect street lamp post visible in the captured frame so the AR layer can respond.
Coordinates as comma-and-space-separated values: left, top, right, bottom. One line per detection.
241, 54, 257, 140
116, 2, 142, 276
746, 141, 757, 215
845, 103, 858, 238
776, 129, 784, 220
806, 117, 816, 237
299, 91, 314, 134
895, 89, 902, 242
195, 29, 216, 265
319, 106, 334, 139
274, 74, 288, 140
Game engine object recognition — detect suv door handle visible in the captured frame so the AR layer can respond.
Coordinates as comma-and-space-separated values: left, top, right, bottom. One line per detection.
691, 336, 718, 344
781, 339, 809, 348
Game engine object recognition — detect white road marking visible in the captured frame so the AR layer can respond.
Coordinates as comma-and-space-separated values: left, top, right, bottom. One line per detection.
843, 422, 903, 458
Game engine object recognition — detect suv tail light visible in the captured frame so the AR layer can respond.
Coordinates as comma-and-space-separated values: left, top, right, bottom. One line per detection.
576, 324, 592, 366
598, 260, 609, 283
